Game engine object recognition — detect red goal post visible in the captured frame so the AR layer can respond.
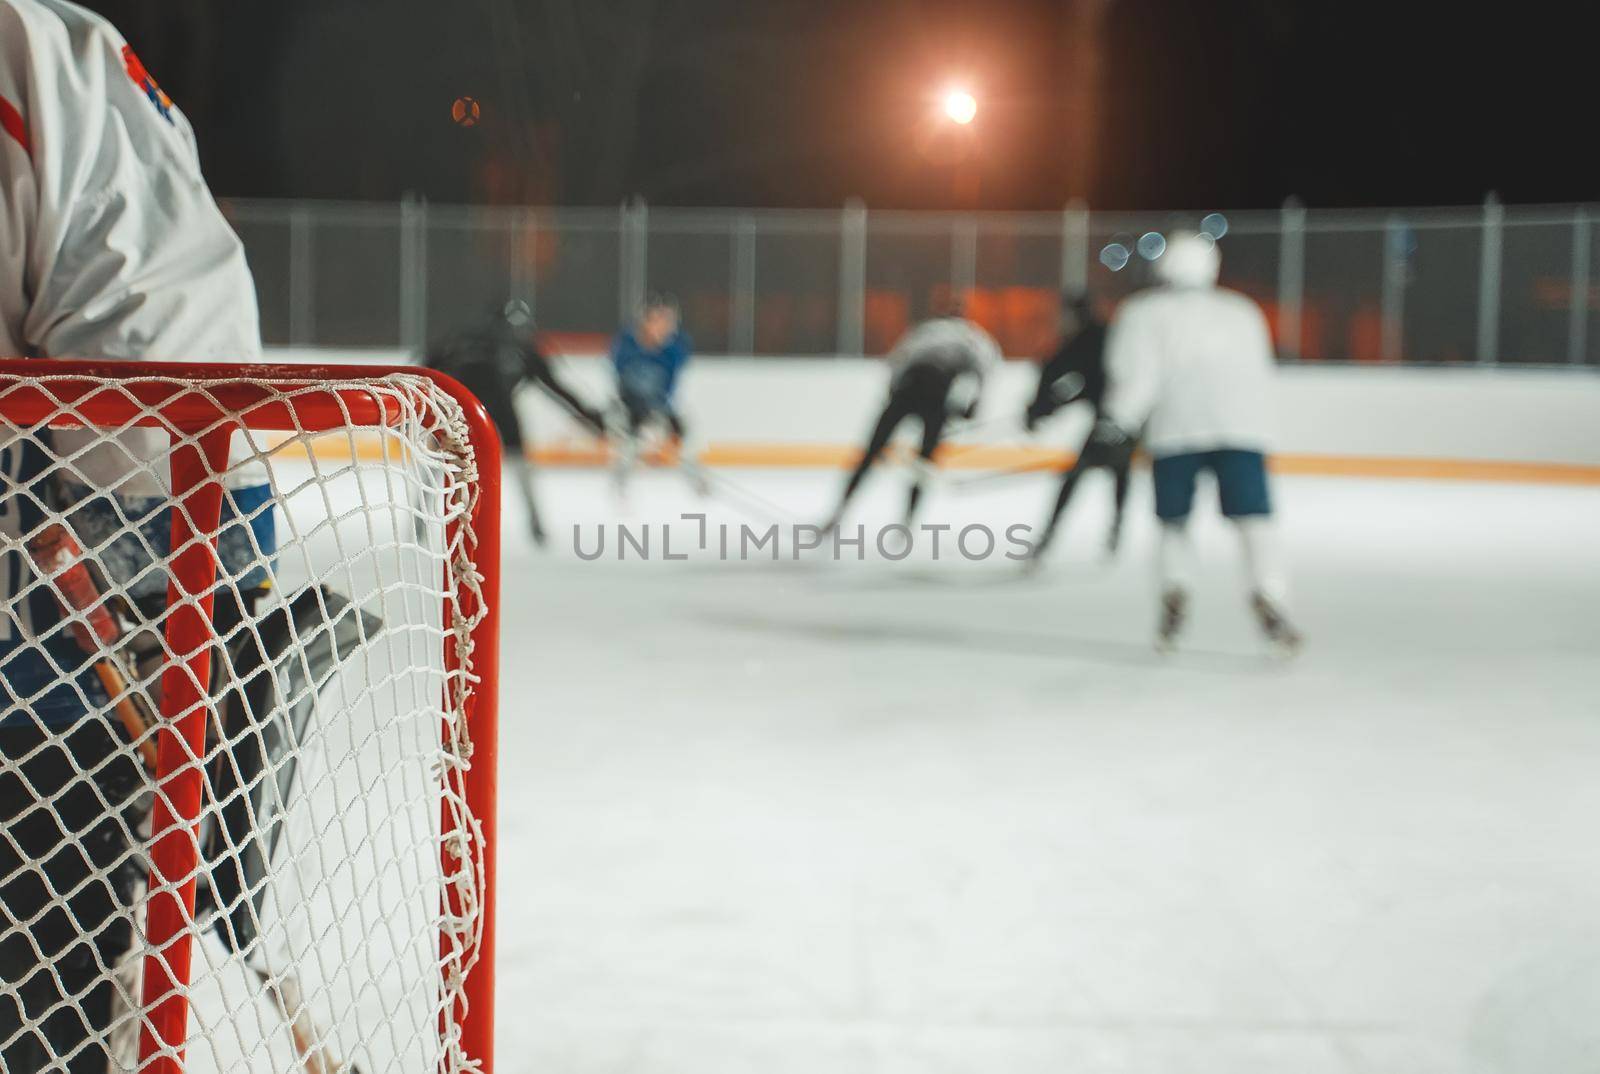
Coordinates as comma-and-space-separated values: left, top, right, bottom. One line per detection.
0, 358, 500, 1074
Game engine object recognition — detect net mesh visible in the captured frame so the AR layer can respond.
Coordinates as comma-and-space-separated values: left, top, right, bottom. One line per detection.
0, 365, 491, 1074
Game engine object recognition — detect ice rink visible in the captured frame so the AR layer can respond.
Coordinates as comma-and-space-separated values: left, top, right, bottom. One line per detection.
485, 463, 1600, 1074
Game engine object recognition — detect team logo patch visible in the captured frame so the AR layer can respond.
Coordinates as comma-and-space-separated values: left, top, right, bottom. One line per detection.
0, 95, 29, 155
122, 45, 174, 125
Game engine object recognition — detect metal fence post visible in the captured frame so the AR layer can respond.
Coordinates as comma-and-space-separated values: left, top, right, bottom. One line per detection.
510, 207, 538, 317
1476, 192, 1503, 365
953, 216, 978, 303
400, 194, 428, 351
731, 214, 757, 355
620, 199, 648, 321
288, 203, 315, 347
1060, 199, 1089, 295
1568, 206, 1589, 366
618, 201, 629, 321
838, 198, 867, 356
1276, 197, 1305, 361
1380, 214, 1407, 362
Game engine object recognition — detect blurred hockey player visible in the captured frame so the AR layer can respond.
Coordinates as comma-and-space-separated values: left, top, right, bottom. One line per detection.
1099, 231, 1303, 654
2, 1, 270, 1068
822, 311, 1001, 530
609, 292, 707, 495
422, 299, 606, 545
1023, 291, 1131, 561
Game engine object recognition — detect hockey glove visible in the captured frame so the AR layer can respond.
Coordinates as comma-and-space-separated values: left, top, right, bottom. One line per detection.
1086, 419, 1136, 468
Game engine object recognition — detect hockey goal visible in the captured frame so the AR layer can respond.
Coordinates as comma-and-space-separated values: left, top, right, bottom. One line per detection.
0, 358, 500, 1074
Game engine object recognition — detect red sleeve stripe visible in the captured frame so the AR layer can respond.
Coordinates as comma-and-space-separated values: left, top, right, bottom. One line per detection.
0, 95, 30, 156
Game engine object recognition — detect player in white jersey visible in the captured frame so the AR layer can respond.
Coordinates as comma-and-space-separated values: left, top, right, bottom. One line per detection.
822, 313, 1001, 531
1, 2, 265, 1068
1099, 231, 1303, 654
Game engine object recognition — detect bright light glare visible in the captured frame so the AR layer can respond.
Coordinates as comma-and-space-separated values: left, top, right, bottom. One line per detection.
942, 89, 977, 125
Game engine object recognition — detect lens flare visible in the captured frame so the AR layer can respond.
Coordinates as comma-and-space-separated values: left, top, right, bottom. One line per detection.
1099, 243, 1131, 272
942, 89, 977, 125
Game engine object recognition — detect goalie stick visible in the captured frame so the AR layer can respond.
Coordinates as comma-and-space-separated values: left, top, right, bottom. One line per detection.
24, 524, 159, 771
23, 523, 359, 1074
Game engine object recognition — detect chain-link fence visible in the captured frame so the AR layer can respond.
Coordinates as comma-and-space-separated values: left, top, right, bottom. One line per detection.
222, 198, 1600, 367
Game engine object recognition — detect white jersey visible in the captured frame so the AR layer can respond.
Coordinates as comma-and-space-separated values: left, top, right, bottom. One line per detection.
1, 0, 262, 491
886, 316, 1002, 414
1101, 285, 1276, 457
887, 317, 1002, 380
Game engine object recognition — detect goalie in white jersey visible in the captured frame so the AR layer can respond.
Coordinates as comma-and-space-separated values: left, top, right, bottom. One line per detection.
1099, 231, 1304, 654
1, 1, 267, 1068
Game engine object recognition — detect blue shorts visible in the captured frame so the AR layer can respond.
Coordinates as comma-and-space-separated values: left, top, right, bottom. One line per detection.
1152, 449, 1272, 521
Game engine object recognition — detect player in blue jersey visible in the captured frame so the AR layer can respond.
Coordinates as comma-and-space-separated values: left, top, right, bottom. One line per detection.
608, 293, 708, 495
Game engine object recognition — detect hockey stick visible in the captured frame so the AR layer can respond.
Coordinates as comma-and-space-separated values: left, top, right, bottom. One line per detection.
924, 410, 1057, 469
24, 523, 356, 1074
695, 464, 805, 525
948, 457, 1073, 490
943, 412, 1020, 438
25, 525, 159, 770
935, 374, 1089, 466
245, 961, 347, 1074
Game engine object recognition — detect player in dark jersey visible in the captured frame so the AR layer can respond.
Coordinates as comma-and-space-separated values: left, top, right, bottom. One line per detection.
822, 315, 1002, 532
1024, 292, 1133, 562
422, 300, 606, 545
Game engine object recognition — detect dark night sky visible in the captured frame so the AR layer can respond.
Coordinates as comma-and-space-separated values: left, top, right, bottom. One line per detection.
84, 0, 1596, 211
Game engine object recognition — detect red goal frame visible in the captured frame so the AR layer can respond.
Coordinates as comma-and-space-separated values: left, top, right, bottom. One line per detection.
0, 358, 501, 1074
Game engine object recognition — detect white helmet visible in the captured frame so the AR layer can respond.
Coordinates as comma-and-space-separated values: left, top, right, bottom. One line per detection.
1155, 230, 1220, 288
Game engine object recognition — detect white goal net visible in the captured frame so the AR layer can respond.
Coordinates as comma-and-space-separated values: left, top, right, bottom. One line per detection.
0, 360, 499, 1074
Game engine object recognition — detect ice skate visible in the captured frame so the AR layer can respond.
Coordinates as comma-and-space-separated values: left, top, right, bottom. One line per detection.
1155, 587, 1188, 654
1023, 523, 1056, 573
610, 435, 639, 503
1251, 592, 1304, 658
1103, 524, 1122, 560
681, 457, 713, 498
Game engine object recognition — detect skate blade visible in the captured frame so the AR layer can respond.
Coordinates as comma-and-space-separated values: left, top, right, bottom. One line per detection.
1266, 635, 1305, 661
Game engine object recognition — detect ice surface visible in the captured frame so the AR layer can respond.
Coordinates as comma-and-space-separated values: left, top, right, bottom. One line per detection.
179, 460, 1600, 1073
490, 464, 1600, 1074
